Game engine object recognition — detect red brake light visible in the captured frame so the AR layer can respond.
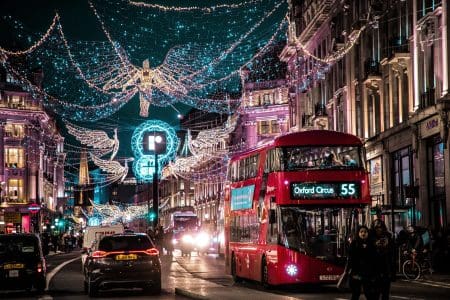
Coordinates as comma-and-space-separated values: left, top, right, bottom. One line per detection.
144, 248, 159, 256
37, 262, 43, 273
92, 250, 107, 258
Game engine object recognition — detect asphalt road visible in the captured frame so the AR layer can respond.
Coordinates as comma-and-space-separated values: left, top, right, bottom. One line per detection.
1, 250, 449, 300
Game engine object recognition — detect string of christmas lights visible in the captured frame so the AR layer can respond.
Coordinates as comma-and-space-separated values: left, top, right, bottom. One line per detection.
0, 14, 60, 56
128, 0, 265, 12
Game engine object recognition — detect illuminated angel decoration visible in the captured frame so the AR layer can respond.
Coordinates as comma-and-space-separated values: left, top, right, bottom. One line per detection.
90, 154, 133, 183
66, 122, 119, 160
162, 114, 237, 180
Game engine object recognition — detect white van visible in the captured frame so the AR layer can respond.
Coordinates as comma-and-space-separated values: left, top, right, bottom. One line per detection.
81, 224, 124, 270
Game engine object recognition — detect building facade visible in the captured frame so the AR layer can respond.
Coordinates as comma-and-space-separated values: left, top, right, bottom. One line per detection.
0, 68, 65, 233
281, 0, 450, 231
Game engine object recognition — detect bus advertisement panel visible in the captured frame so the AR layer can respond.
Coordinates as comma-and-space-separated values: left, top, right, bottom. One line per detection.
224, 130, 371, 286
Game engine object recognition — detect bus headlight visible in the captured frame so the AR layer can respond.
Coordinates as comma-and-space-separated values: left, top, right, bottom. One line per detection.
286, 264, 298, 276
195, 232, 210, 248
182, 234, 194, 244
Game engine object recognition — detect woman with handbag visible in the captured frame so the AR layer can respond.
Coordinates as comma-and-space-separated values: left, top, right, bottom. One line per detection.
347, 225, 377, 300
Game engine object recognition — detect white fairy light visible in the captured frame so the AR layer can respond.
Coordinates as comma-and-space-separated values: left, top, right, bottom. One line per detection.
66, 121, 120, 160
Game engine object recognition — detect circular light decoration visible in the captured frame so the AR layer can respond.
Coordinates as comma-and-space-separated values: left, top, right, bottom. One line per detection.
131, 120, 179, 182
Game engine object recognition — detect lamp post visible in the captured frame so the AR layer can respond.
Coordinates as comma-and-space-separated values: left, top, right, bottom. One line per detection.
147, 132, 166, 229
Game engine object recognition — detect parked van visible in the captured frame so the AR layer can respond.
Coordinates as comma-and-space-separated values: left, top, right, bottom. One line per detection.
81, 224, 124, 270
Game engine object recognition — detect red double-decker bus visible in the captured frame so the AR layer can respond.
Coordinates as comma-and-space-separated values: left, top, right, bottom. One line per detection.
224, 130, 370, 286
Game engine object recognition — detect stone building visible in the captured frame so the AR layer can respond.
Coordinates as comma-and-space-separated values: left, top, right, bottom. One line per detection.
0, 67, 65, 233
281, 0, 450, 231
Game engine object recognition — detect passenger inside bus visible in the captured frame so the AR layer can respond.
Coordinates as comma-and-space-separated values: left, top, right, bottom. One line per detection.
343, 154, 357, 166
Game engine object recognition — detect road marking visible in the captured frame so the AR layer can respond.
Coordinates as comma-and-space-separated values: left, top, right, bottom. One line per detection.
46, 256, 80, 291
401, 279, 450, 289
38, 295, 53, 300
391, 296, 425, 300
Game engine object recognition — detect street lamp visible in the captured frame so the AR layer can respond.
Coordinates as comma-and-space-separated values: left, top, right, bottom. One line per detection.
145, 131, 166, 229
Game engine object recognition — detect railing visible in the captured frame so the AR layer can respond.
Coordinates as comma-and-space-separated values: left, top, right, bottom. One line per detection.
364, 59, 381, 78
314, 103, 327, 116
419, 88, 435, 109
388, 36, 409, 57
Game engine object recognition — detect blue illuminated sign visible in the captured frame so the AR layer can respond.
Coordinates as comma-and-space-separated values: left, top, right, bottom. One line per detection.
291, 182, 360, 199
131, 120, 179, 182
231, 185, 255, 210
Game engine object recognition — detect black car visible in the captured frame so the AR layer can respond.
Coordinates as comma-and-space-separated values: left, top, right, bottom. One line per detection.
0, 233, 47, 293
83, 233, 161, 297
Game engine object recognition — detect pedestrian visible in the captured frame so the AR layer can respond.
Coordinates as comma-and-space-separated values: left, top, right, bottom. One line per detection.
164, 229, 174, 256
370, 219, 394, 300
347, 225, 377, 300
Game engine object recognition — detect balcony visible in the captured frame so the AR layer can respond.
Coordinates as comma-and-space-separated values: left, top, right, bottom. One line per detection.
419, 88, 436, 109
364, 59, 381, 79
297, 0, 337, 44
314, 103, 327, 117
388, 36, 409, 58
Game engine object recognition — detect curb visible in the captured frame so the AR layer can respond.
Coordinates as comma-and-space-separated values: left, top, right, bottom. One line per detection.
175, 287, 209, 300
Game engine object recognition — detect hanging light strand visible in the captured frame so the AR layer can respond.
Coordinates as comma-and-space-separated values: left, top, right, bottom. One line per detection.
0, 14, 60, 56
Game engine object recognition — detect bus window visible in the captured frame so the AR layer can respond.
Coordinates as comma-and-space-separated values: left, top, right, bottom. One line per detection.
283, 146, 363, 171
278, 207, 364, 265
267, 208, 278, 244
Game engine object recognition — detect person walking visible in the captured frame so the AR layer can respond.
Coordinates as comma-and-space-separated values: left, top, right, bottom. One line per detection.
347, 225, 377, 300
370, 219, 394, 300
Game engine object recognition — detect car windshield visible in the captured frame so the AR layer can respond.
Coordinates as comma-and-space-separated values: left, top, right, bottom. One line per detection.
0, 235, 40, 258
98, 235, 153, 252
283, 146, 362, 170
279, 206, 364, 265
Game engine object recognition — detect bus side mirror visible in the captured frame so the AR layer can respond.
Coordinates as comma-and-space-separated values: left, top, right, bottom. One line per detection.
269, 209, 276, 224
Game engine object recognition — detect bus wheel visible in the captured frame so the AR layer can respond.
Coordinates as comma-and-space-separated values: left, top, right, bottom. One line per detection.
261, 257, 271, 289
231, 253, 242, 283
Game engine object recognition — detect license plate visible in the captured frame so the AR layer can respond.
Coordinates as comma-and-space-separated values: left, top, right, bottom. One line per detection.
9, 270, 19, 278
319, 274, 340, 281
115, 254, 137, 261
4, 263, 25, 270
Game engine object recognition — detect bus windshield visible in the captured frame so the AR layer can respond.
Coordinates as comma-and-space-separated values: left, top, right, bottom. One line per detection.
283, 145, 362, 170
173, 216, 198, 232
279, 206, 363, 265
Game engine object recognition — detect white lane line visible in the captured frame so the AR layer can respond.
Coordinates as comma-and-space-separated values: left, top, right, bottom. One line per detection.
401, 279, 450, 289
46, 256, 80, 291
38, 295, 53, 300
391, 296, 425, 300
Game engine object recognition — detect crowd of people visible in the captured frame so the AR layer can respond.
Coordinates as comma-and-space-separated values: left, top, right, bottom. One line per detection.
347, 220, 394, 300
40, 232, 83, 255
346, 219, 450, 299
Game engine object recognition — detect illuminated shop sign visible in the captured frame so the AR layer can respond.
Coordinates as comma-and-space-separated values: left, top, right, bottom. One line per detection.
231, 185, 255, 210
291, 182, 360, 199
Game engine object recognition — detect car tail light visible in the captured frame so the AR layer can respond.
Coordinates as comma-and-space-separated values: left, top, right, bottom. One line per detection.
92, 250, 108, 258
144, 248, 159, 256
37, 262, 43, 273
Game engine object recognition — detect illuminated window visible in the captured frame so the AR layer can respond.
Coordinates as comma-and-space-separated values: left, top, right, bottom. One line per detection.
9, 95, 24, 108
4, 123, 25, 138
5, 148, 25, 168
258, 120, 270, 134
7, 178, 24, 203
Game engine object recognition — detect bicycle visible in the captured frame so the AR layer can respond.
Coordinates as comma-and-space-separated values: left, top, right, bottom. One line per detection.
402, 250, 433, 280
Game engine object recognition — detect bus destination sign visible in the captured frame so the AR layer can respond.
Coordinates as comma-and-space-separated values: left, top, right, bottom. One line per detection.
291, 182, 359, 200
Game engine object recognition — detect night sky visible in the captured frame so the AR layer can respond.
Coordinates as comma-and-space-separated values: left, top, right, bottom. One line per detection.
0, 0, 286, 160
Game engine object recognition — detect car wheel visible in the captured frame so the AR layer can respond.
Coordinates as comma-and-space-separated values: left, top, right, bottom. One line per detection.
261, 257, 271, 289
231, 253, 242, 283
144, 278, 161, 295
88, 278, 98, 297
35, 277, 46, 294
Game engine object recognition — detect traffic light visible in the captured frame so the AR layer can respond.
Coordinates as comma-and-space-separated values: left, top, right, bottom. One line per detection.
148, 211, 156, 222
